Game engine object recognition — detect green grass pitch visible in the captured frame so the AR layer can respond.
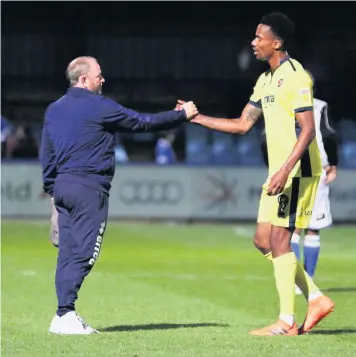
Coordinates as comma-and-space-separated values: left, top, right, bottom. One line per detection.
2, 221, 356, 356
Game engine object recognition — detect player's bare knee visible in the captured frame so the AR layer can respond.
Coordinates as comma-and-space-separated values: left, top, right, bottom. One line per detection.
253, 233, 263, 250
253, 223, 272, 254
253, 233, 270, 254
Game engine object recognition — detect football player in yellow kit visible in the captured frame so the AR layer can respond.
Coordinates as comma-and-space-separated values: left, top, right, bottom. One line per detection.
179, 12, 335, 336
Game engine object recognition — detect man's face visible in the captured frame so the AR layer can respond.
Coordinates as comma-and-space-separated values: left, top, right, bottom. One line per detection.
85, 60, 105, 94
251, 24, 281, 61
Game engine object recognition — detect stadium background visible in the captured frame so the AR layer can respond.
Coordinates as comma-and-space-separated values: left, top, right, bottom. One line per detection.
2, 2, 356, 356
1, 1, 356, 222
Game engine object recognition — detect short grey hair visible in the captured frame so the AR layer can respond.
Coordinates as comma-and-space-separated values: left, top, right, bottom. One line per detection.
65, 56, 97, 86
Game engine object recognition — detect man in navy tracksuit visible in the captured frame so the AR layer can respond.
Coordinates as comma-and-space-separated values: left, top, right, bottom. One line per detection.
41, 56, 198, 334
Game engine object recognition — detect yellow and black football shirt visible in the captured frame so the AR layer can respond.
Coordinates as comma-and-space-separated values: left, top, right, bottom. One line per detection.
250, 56, 322, 178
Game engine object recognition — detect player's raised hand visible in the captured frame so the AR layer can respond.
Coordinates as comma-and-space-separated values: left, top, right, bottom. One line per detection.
267, 167, 289, 196
180, 100, 198, 120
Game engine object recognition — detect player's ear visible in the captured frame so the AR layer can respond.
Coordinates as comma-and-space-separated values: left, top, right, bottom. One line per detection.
273, 39, 283, 51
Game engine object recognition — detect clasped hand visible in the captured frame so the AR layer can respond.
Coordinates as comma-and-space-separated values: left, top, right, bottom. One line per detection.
174, 99, 198, 120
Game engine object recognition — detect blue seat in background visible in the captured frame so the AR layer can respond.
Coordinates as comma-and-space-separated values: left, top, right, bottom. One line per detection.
338, 119, 356, 142
210, 130, 235, 165
340, 141, 356, 168
235, 134, 264, 166
185, 124, 211, 164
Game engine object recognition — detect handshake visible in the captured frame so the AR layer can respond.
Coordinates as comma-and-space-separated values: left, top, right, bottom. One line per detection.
174, 99, 199, 120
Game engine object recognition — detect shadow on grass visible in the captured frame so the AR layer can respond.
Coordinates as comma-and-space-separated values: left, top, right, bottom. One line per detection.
323, 287, 356, 293
310, 328, 356, 335
100, 322, 229, 333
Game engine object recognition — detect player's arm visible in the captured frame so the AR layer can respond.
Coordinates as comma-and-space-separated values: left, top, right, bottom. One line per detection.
100, 97, 197, 132
189, 103, 262, 135
40, 120, 57, 197
187, 74, 264, 134
280, 73, 317, 174
281, 109, 316, 174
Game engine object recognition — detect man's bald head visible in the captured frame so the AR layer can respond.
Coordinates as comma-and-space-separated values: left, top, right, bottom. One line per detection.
66, 56, 97, 86
66, 56, 105, 94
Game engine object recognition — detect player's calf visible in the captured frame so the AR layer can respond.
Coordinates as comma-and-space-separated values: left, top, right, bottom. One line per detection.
269, 226, 298, 327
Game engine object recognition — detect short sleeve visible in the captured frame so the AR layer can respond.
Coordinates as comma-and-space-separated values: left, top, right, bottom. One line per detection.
291, 71, 314, 113
248, 74, 265, 108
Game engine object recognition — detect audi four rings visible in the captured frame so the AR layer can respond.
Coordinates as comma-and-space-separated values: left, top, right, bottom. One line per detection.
119, 180, 184, 205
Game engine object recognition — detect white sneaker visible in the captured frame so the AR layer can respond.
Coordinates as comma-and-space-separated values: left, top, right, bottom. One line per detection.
49, 311, 99, 334
295, 285, 303, 295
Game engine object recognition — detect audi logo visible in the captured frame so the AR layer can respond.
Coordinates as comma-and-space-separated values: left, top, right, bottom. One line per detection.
119, 180, 184, 205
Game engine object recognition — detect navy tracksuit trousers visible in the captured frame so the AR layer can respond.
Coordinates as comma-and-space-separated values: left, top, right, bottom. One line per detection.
53, 181, 108, 316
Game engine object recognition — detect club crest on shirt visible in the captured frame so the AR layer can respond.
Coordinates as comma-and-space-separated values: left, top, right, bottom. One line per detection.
277, 78, 283, 87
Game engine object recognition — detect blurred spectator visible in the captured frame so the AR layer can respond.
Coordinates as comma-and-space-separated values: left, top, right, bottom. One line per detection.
155, 131, 177, 164
1, 115, 12, 158
5, 124, 38, 159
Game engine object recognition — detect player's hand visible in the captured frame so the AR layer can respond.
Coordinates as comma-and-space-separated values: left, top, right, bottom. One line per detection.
267, 167, 289, 196
176, 99, 201, 122
178, 100, 199, 120
325, 165, 337, 184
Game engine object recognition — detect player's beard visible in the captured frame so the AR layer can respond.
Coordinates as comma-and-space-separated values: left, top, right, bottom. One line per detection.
254, 51, 268, 62
254, 49, 272, 62
257, 54, 271, 62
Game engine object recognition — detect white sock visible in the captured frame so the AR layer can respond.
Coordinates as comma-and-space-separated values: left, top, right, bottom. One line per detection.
304, 234, 320, 248
308, 290, 323, 302
279, 314, 294, 326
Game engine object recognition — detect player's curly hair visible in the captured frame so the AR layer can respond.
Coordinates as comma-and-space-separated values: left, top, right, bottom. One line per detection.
260, 12, 295, 51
